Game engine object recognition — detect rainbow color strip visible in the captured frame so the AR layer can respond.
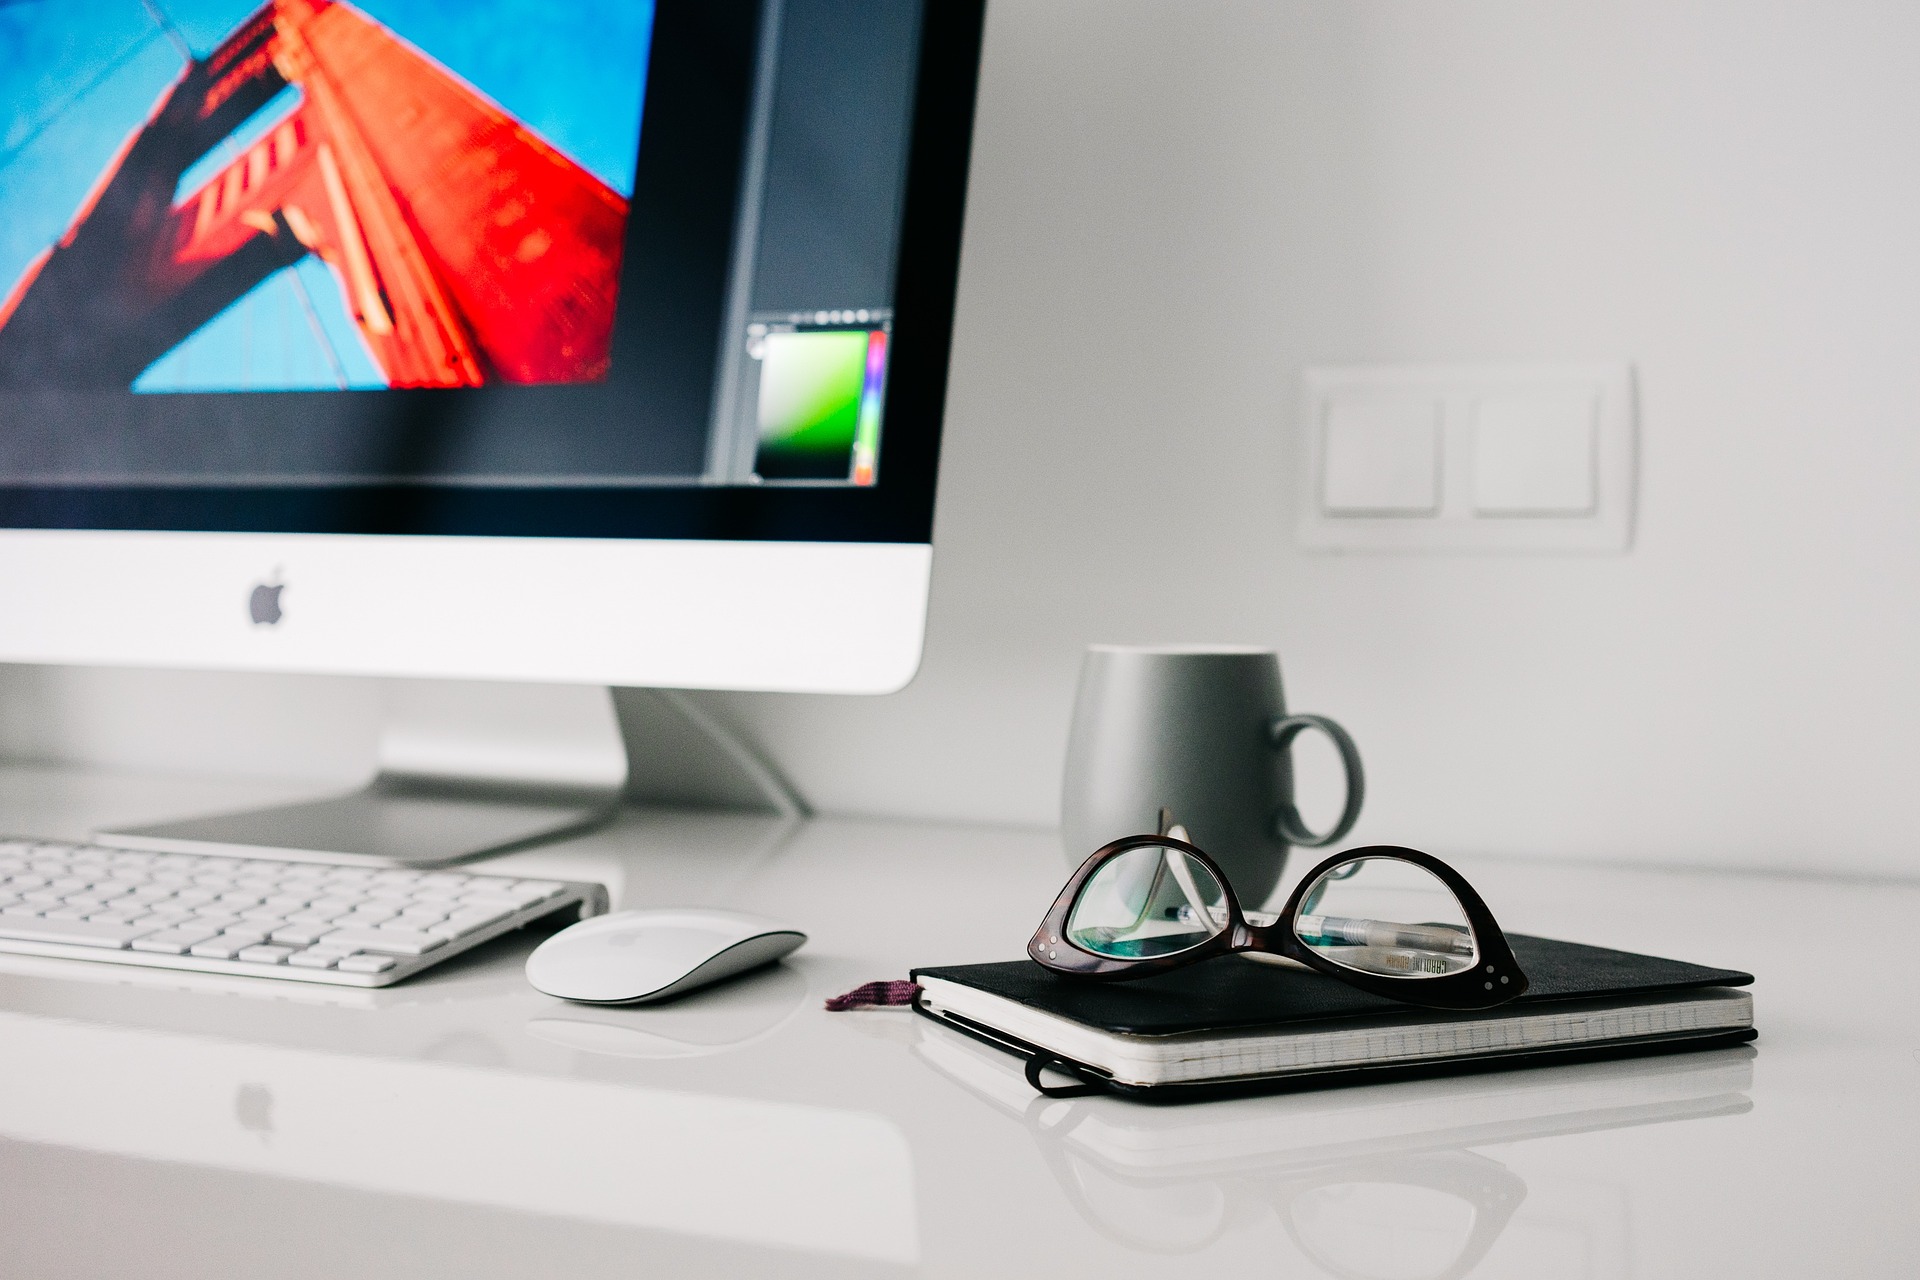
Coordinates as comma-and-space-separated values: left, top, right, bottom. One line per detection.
852, 330, 888, 486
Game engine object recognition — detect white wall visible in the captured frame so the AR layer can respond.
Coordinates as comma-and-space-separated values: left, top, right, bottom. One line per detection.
5, 1, 1919, 877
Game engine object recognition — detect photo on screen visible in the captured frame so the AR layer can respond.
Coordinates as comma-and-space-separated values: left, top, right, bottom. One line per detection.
0, 0, 655, 394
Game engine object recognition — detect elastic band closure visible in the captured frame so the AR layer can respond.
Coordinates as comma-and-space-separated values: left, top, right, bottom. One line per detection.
1024, 1053, 1104, 1098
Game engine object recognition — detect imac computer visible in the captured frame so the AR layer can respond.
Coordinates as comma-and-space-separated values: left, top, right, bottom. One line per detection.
0, 0, 985, 864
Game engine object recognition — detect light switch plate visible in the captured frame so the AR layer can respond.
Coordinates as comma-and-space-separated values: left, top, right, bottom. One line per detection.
1321, 396, 1441, 515
1297, 362, 1636, 552
1471, 393, 1598, 515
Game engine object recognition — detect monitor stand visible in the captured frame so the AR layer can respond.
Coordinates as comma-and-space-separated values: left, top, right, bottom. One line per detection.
93, 680, 805, 867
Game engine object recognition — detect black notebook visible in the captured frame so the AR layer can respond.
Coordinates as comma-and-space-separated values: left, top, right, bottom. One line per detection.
912, 935, 1755, 1101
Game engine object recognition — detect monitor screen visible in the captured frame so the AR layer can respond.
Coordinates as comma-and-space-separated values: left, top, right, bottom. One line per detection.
0, 0, 979, 541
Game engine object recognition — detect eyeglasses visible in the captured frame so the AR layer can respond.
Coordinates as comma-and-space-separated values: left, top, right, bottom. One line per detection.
1028, 830, 1529, 1010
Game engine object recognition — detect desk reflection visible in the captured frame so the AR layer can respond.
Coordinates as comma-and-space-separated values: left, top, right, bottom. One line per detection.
913, 1020, 1753, 1275
0, 1005, 917, 1273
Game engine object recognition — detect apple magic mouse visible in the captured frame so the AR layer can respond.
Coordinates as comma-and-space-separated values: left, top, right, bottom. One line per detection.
525, 907, 807, 1004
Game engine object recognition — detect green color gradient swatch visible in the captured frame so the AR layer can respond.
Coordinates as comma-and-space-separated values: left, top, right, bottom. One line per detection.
753, 330, 867, 479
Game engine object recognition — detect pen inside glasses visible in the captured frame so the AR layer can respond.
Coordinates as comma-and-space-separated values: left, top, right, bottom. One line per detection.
1295, 914, 1474, 956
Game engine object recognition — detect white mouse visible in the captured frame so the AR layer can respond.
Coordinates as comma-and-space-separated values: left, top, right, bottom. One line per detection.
525, 907, 807, 1005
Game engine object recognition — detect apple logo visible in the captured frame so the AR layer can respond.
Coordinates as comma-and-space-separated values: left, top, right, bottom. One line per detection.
248, 576, 285, 627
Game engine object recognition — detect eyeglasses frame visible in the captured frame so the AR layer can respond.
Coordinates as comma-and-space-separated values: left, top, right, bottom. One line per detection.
1027, 837, 1529, 1010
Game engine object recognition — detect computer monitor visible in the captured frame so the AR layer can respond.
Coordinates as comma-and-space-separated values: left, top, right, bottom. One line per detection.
0, 0, 985, 863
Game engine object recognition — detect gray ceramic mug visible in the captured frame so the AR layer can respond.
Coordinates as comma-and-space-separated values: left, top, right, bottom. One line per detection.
1060, 645, 1364, 906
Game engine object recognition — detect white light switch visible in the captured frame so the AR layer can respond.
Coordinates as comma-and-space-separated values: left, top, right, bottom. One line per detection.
1297, 362, 1635, 553
1471, 394, 1597, 515
1320, 397, 1440, 516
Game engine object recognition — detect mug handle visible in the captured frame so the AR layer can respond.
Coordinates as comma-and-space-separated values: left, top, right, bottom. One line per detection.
1268, 714, 1365, 847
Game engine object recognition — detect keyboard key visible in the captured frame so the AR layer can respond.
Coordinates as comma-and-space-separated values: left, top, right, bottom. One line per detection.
237, 945, 295, 965
287, 949, 342, 969
318, 927, 445, 956
189, 938, 249, 959
0, 917, 158, 948
270, 924, 335, 946
132, 926, 222, 954
455, 894, 523, 914
431, 907, 512, 940
336, 953, 398, 974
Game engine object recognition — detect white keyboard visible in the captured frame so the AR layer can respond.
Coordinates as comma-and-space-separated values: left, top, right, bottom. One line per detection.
0, 837, 608, 987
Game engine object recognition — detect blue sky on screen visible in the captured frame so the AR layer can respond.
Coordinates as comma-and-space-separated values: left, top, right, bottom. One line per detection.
134, 257, 387, 391
172, 82, 305, 205
0, 0, 655, 392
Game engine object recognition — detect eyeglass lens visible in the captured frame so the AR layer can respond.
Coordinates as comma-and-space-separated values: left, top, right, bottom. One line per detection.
1294, 855, 1478, 979
1066, 843, 1229, 959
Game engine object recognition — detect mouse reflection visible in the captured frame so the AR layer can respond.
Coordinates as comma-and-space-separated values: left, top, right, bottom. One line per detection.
524, 962, 808, 1060
913, 1024, 1753, 1276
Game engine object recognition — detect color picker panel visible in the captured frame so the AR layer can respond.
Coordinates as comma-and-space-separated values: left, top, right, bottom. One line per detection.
753, 330, 871, 480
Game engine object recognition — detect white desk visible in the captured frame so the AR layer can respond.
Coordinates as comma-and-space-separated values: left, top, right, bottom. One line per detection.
0, 764, 1914, 1279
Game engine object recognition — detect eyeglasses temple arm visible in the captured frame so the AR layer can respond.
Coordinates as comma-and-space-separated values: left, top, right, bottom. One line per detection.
1162, 845, 1220, 927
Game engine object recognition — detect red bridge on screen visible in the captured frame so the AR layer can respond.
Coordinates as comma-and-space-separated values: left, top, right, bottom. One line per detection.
0, 0, 630, 389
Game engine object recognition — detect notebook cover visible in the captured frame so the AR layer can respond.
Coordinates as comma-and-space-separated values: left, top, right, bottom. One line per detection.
911, 934, 1754, 1037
